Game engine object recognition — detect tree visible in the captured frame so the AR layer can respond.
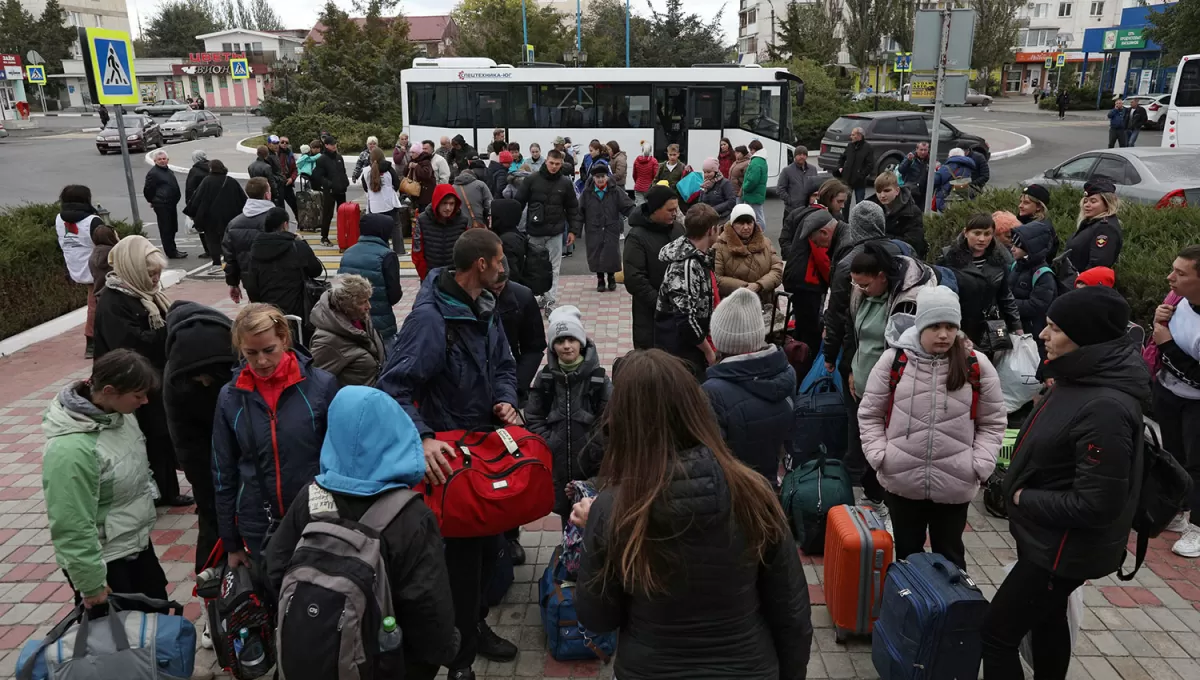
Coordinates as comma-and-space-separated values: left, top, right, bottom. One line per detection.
581, 0, 654, 67
645, 0, 732, 67
248, 0, 283, 30
142, 0, 222, 57
767, 1, 841, 66
454, 0, 570, 64
1145, 0, 1200, 63
0, 0, 36, 57
843, 0, 893, 89
969, 0, 1022, 94
214, 0, 282, 31
887, 0, 914, 53
0, 0, 79, 98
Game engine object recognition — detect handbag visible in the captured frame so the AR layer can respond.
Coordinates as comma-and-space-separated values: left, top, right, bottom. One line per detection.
980, 306, 1013, 354
399, 167, 422, 197
457, 186, 488, 230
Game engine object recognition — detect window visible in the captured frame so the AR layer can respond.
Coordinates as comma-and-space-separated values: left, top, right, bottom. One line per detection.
596, 84, 651, 128
1057, 2, 1071, 17
537, 84, 595, 127
898, 117, 928, 136
205, 76, 214, 94
221, 43, 232, 52
1089, 1, 1103, 16
508, 85, 535, 127
233, 43, 242, 52
407, 84, 471, 127
689, 89, 724, 129
1175, 59, 1200, 108
1092, 156, 1131, 184
93, 13, 102, 25
1032, 2, 1049, 17
1055, 155, 1097, 180
872, 118, 900, 135
1024, 29, 1057, 47
924, 117, 955, 141
251, 42, 263, 55
723, 87, 739, 127
68, 11, 81, 24
474, 91, 505, 128
747, 9, 756, 23
1005, 68, 1022, 93
739, 84, 781, 139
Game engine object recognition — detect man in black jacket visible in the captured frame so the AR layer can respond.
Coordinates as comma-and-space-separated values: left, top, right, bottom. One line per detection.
1126, 100, 1149, 147
867, 172, 926, 258
623, 185, 684, 349
244, 208, 325, 323
311, 135, 350, 247
836, 127, 875, 215
143, 149, 186, 258
514, 149, 582, 313
968, 145, 991, 191
781, 207, 837, 358
222, 177, 275, 303
247, 144, 281, 200
449, 134, 477, 178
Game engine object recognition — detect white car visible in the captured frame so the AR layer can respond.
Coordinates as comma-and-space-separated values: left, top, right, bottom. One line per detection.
1125, 94, 1170, 129
965, 88, 993, 107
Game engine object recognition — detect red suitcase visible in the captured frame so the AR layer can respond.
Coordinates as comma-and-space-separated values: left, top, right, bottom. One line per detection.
336, 201, 361, 251
823, 504, 894, 642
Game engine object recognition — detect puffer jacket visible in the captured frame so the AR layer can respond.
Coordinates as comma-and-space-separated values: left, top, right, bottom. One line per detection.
741, 151, 769, 204
858, 314, 1006, 505
309, 291, 387, 388
632, 155, 659, 193
713, 222, 783, 302
624, 205, 685, 349
933, 155, 976, 211
413, 185, 468, 280
1009, 218, 1059, 345
338, 215, 403, 340
1002, 337, 1149, 581
514, 163, 582, 237
937, 234, 1022, 347
609, 151, 628, 188
656, 235, 715, 351
576, 446, 813, 680
244, 231, 324, 321
525, 342, 611, 516
702, 347, 796, 485
699, 177, 737, 219
729, 158, 750, 197
142, 165, 181, 207
452, 170, 492, 226
222, 199, 275, 288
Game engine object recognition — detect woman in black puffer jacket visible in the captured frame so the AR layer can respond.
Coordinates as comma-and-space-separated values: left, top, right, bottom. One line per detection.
937, 213, 1022, 356
573, 349, 812, 680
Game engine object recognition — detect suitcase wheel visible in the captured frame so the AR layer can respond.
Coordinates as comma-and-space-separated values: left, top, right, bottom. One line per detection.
835, 628, 849, 644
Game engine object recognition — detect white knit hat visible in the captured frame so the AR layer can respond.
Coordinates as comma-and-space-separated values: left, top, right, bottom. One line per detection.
730, 203, 757, 225
914, 286, 962, 333
547, 305, 588, 346
710, 288, 766, 355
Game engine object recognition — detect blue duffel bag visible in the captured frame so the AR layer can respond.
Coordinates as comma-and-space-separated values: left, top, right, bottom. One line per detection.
788, 346, 848, 465
538, 546, 617, 662
17, 593, 196, 680
872, 552, 989, 680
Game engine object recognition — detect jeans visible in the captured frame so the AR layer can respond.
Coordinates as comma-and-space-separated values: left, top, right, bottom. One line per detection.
1108, 127, 1128, 148
1127, 128, 1141, 147
981, 559, 1084, 680
884, 492, 969, 570
1154, 382, 1200, 526
320, 191, 347, 241
529, 233, 564, 307
749, 201, 766, 230
153, 204, 180, 255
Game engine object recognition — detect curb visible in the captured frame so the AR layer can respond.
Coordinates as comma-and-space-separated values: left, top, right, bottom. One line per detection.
960, 125, 1033, 161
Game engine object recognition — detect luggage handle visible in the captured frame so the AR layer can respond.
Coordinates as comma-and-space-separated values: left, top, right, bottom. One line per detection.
107, 592, 184, 617
72, 603, 133, 660
808, 376, 839, 396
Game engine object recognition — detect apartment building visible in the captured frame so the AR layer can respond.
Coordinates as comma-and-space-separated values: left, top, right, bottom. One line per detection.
19, 0, 131, 37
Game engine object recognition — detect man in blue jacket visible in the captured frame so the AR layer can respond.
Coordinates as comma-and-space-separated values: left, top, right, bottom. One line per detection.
377, 228, 520, 680
1108, 98, 1128, 148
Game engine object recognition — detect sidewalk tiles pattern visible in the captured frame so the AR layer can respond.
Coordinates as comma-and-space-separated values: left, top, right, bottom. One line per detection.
2, 276, 1200, 678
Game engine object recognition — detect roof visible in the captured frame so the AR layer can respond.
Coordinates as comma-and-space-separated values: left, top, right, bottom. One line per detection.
842, 111, 928, 119
306, 14, 452, 45
195, 28, 305, 43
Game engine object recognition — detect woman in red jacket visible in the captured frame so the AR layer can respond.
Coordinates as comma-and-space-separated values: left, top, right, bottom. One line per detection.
632, 142, 659, 204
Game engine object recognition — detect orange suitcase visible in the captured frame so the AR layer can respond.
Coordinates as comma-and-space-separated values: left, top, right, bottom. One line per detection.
823, 504, 893, 642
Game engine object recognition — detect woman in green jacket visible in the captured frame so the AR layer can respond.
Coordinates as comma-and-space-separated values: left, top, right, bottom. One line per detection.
43, 348, 166, 611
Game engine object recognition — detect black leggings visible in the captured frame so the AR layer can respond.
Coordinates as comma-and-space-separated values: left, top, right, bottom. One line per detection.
1155, 383, 1200, 526
981, 559, 1084, 680
65, 543, 169, 616
885, 492, 969, 570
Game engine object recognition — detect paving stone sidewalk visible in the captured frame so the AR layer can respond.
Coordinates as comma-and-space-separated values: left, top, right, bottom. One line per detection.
1, 276, 1199, 679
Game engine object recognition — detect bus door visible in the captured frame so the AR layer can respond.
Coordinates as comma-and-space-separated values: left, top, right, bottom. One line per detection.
474, 89, 507, 153
687, 87, 724, 168
653, 86, 688, 162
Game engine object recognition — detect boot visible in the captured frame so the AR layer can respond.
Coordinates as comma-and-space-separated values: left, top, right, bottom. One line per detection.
596, 274, 606, 292
607, 272, 617, 291
85, 337, 94, 359
477, 620, 517, 661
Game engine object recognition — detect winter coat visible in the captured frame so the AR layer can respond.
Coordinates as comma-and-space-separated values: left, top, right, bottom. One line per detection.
453, 171, 492, 226
526, 342, 611, 515
185, 160, 210, 205
338, 218, 403, 340
222, 200, 275, 288
88, 242, 114, 296
654, 161, 685, 188
311, 148, 350, 195
897, 154, 930, 199
632, 155, 659, 193
1065, 214, 1123, 273
576, 446, 813, 680
937, 235, 1022, 347
858, 314, 1006, 505
248, 158, 281, 198
376, 268, 519, 438
868, 188, 927, 258
702, 347, 796, 485
1107, 106, 1127, 129
933, 155, 977, 210
713, 223, 784, 302
494, 279, 545, 406
142, 165, 181, 207
624, 206, 685, 349
1127, 105, 1148, 130
514, 163, 583, 238
837, 140, 875, 189
212, 350, 340, 548
275, 150, 297, 186
296, 153, 318, 178
413, 185, 469, 280
486, 161, 509, 198
402, 154, 436, 210
93, 286, 166, 369
184, 173, 246, 234
162, 301, 236, 468
718, 150, 735, 178
1002, 337, 1149, 581
309, 292, 387, 387
244, 231, 324, 321
430, 153, 452, 186
823, 219, 901, 365
699, 177, 737, 219
656, 236, 715, 352
609, 151, 629, 188
43, 382, 157, 597
729, 158, 750, 197
741, 151, 769, 204
1008, 219, 1059, 344
781, 205, 835, 296
777, 161, 819, 215
448, 136, 476, 176
968, 150, 991, 188
579, 181, 633, 273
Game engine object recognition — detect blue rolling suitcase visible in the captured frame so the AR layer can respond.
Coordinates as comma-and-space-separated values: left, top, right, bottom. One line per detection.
871, 552, 988, 680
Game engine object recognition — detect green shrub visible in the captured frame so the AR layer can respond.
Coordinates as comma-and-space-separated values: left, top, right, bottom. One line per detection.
0, 204, 141, 341
269, 111, 402, 154
1037, 83, 1116, 111
925, 185, 1200, 327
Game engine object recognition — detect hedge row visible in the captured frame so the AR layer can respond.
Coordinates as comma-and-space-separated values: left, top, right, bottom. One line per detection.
1036, 84, 1117, 111
924, 185, 1200, 328
0, 203, 141, 341
269, 113, 401, 155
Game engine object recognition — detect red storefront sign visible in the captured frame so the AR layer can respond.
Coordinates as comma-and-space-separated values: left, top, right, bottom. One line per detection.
188, 52, 248, 63
174, 62, 267, 76
0, 54, 21, 67
1015, 52, 1058, 63
0, 54, 22, 80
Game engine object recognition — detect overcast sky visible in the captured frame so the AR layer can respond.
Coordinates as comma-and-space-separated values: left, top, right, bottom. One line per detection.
128, 0, 737, 48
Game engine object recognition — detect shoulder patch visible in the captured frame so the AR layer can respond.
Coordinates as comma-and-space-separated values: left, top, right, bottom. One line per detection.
1095, 235, 1109, 248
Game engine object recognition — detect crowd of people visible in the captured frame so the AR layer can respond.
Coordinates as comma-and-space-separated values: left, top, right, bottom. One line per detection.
41, 119, 1200, 680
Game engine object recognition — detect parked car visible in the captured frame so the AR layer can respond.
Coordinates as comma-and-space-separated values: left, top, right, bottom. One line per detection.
0, 120, 7, 139
965, 88, 993, 107
1125, 94, 1171, 130
851, 90, 902, 102
1022, 147, 1200, 208
818, 111, 990, 177
134, 99, 190, 117
95, 115, 163, 154
162, 109, 223, 142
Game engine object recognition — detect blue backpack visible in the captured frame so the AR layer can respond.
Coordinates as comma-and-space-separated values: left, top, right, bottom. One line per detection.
933, 266, 959, 294
539, 546, 618, 662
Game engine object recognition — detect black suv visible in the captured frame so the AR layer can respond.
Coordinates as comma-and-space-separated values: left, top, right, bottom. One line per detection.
817, 111, 989, 177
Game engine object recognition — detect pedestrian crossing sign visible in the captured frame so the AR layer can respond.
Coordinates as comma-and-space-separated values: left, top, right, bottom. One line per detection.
230, 58, 249, 80
25, 65, 45, 85
78, 27, 138, 105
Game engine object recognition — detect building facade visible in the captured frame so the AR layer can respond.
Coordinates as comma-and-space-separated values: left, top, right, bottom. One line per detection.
306, 15, 457, 57
19, 0, 131, 37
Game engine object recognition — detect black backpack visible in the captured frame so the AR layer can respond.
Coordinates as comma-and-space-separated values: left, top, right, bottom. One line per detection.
524, 239, 553, 296
1119, 426, 1193, 581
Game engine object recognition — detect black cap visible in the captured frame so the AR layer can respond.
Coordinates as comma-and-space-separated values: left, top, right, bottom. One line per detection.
1046, 286, 1130, 347
645, 185, 677, 214
322, 135, 337, 146
1084, 177, 1116, 196
1023, 184, 1051, 208
589, 162, 610, 176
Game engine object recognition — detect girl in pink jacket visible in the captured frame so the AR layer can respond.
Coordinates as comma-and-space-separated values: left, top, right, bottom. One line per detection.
858, 285, 1006, 570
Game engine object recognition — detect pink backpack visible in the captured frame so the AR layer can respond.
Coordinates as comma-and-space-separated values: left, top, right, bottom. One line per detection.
1143, 291, 1184, 378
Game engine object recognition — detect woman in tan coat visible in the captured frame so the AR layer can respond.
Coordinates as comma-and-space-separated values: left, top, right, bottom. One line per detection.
728, 146, 751, 197
714, 204, 784, 303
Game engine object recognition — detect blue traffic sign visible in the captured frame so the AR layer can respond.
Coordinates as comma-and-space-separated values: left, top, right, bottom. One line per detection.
230, 58, 249, 80
894, 52, 913, 73
80, 28, 139, 104
25, 65, 45, 84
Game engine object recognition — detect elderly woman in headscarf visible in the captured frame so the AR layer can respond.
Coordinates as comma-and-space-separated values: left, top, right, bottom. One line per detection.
698, 157, 736, 221
93, 235, 192, 508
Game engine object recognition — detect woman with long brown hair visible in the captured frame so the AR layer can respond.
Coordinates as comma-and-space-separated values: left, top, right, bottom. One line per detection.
572, 349, 812, 680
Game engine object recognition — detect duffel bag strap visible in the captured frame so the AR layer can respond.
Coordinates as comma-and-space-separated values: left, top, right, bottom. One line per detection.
108, 593, 184, 617
16, 605, 85, 680
71, 606, 133, 662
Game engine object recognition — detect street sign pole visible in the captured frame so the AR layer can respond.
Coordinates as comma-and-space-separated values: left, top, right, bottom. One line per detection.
114, 106, 140, 225
924, 9, 952, 215
78, 27, 141, 225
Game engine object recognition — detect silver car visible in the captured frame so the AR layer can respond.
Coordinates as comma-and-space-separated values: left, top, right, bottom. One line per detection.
134, 99, 190, 117
161, 110, 223, 142
965, 88, 992, 107
1022, 147, 1200, 208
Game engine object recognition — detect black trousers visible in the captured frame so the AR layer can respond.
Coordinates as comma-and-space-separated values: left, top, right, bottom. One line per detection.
885, 492, 969, 570
283, 184, 298, 217
135, 392, 180, 501
180, 454, 219, 574
1107, 127, 1128, 148
442, 535, 499, 672
791, 289, 824, 375
981, 559, 1084, 680
842, 375, 886, 502
1154, 383, 1200, 526
203, 222, 226, 267
153, 205, 180, 256
66, 542, 169, 616
320, 190, 346, 241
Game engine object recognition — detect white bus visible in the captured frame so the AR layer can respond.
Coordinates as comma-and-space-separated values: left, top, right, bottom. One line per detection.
1162, 53, 1200, 148
400, 58, 805, 189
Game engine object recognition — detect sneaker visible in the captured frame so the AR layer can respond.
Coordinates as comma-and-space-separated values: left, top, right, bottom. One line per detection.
201, 627, 213, 649
477, 620, 517, 662
320, 239, 333, 247
1174, 526, 1200, 558
1167, 512, 1190, 534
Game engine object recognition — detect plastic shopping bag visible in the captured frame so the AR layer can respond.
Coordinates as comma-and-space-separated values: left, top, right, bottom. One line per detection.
1002, 562, 1083, 663
997, 334, 1041, 413
799, 341, 844, 395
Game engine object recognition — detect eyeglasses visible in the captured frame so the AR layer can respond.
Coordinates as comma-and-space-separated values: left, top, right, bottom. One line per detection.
851, 280, 871, 292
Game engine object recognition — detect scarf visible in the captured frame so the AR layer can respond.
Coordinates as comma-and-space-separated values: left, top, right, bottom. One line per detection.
105, 235, 170, 329
701, 169, 725, 191
240, 350, 301, 413
559, 354, 585, 373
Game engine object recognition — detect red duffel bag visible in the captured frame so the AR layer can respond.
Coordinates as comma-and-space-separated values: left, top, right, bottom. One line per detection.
423, 427, 555, 538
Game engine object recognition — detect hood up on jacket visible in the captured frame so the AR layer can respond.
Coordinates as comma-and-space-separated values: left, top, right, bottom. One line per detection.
46, 382, 110, 438
360, 213, 393, 241
1042, 337, 1151, 402
309, 292, 372, 343
659, 235, 708, 264
944, 155, 977, 173
429, 184, 461, 223
250, 230, 300, 263
454, 169, 481, 186
316, 386, 426, 497
545, 339, 602, 375
1012, 219, 1057, 265
164, 300, 235, 383
243, 198, 275, 218
885, 312, 952, 359
705, 346, 795, 402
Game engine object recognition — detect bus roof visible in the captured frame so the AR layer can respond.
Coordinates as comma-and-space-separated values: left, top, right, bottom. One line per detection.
402, 58, 796, 84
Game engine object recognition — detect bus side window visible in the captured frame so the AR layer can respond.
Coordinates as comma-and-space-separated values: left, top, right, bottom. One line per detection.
509, 86, 535, 127
723, 87, 739, 128
597, 84, 651, 128
409, 84, 446, 127
446, 85, 471, 129
738, 85, 781, 140
539, 84, 596, 127
1178, 59, 1200, 108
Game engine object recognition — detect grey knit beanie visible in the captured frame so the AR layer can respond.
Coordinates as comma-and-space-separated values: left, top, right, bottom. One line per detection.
547, 305, 588, 346
849, 200, 886, 238
914, 286, 962, 333
710, 288, 766, 356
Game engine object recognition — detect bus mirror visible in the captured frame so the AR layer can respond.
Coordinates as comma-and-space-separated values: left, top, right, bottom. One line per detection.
795, 82, 805, 108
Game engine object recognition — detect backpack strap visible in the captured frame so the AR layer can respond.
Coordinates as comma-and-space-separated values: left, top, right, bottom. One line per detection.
359, 488, 419, 533
1031, 266, 1054, 287
588, 368, 607, 415
967, 352, 981, 420
884, 350, 908, 429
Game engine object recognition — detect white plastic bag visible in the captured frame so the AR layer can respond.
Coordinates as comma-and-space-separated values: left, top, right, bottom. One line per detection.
1001, 561, 1083, 663
997, 334, 1041, 413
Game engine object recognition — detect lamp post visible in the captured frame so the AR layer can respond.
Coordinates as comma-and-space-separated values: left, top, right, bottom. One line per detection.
625, 0, 630, 67
563, 48, 588, 67
522, 0, 529, 62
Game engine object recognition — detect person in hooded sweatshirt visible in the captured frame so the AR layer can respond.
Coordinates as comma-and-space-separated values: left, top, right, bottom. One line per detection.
624, 185, 685, 349
701, 287, 796, 488
1008, 217, 1059, 360
223, 177, 276, 304
526, 306, 612, 525
266, 387, 460, 680
413, 184, 469, 281
453, 166, 492, 229
867, 172, 926, 258
185, 159, 247, 268
56, 185, 104, 358
983, 286, 1148, 679
858, 286, 1006, 570
244, 208, 324, 324
338, 213, 403, 340
309, 274, 387, 387
656, 204, 723, 380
